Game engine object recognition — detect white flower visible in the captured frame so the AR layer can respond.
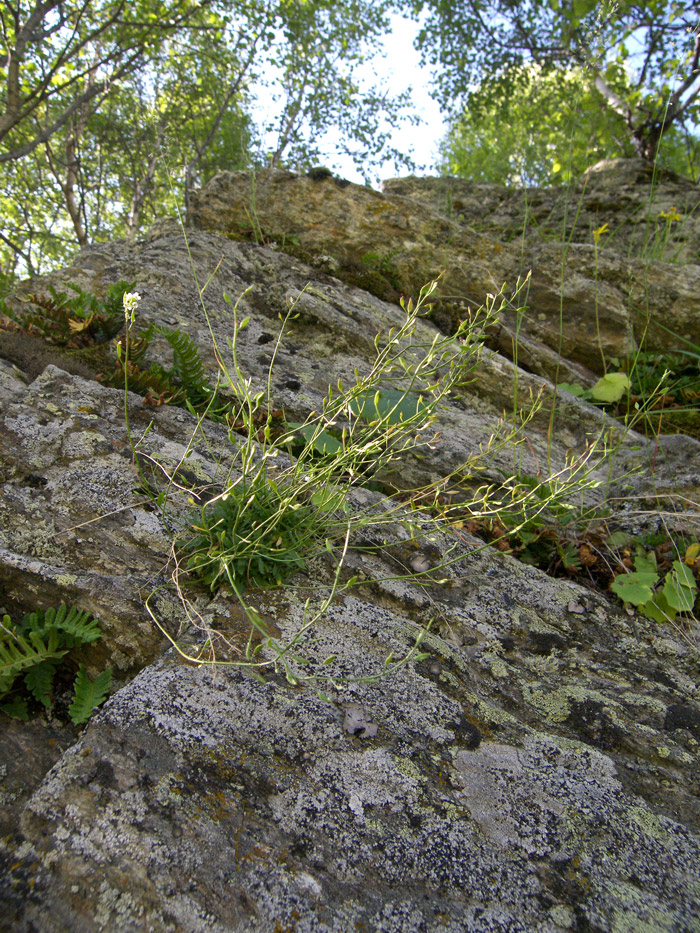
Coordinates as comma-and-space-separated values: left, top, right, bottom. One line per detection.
122, 291, 142, 327
122, 291, 141, 313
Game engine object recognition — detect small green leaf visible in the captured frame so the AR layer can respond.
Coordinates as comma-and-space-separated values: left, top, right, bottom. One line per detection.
663, 561, 697, 613
558, 382, 586, 397
590, 372, 631, 403
24, 659, 58, 708
312, 489, 347, 512
607, 531, 631, 549
288, 423, 343, 455
634, 550, 657, 574
349, 388, 428, 425
611, 571, 658, 606
642, 592, 676, 624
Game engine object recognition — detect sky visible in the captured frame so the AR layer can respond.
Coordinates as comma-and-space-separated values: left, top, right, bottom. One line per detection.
333, 13, 448, 185
252, 13, 447, 188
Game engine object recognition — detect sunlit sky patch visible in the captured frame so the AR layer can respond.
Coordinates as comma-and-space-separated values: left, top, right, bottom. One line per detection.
251, 13, 446, 187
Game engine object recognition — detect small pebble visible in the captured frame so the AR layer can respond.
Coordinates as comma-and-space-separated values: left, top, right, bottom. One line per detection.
410, 555, 431, 574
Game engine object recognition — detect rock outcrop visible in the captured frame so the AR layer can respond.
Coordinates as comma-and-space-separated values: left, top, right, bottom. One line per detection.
1, 161, 699, 932
190, 162, 700, 383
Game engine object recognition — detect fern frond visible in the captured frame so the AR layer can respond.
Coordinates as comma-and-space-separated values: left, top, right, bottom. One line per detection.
69, 665, 112, 725
22, 603, 66, 631
63, 282, 125, 343
5, 290, 72, 344
20, 604, 102, 646
55, 606, 103, 645
104, 280, 135, 317
100, 359, 185, 404
2, 280, 129, 350
155, 326, 211, 403
24, 659, 59, 707
1, 696, 29, 720
0, 627, 67, 695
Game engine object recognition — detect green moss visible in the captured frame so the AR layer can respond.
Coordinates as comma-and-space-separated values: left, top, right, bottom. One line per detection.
465, 693, 520, 727
482, 653, 511, 679
54, 573, 78, 586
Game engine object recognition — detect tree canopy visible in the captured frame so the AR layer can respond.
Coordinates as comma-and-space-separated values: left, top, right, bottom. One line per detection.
414, 0, 700, 163
439, 62, 700, 186
3, 0, 700, 280
1, 0, 411, 278
0, 0, 210, 164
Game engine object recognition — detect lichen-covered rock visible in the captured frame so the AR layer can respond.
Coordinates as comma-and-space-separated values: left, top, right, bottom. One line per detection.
0, 716, 77, 839
3, 546, 700, 931
0, 364, 199, 675
3, 229, 695, 518
383, 159, 700, 264
189, 165, 700, 382
1, 170, 699, 932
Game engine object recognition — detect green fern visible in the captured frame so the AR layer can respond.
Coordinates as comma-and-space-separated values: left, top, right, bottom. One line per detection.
100, 360, 185, 404
24, 659, 60, 708
60, 280, 129, 343
0, 622, 67, 694
1, 279, 131, 348
0, 605, 110, 723
3, 288, 74, 344
69, 665, 112, 725
21, 603, 103, 647
154, 325, 213, 406
102, 323, 224, 414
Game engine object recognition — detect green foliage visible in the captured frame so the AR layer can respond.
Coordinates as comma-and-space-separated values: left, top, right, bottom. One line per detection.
102, 321, 225, 415
1, 281, 132, 348
611, 545, 698, 623
360, 250, 402, 288
560, 372, 632, 404
0, 0, 414, 275
0, 605, 111, 724
0, 270, 18, 299
348, 387, 429, 424
102, 353, 184, 405
180, 277, 486, 597
0, 621, 67, 696
628, 349, 700, 409
141, 276, 562, 687
416, 0, 700, 167
452, 481, 700, 620
69, 666, 114, 726
560, 337, 700, 439
0, 0, 207, 161
589, 373, 632, 404
286, 423, 344, 456
439, 65, 633, 186
0, 278, 224, 416
184, 477, 321, 591
154, 325, 213, 408
439, 61, 700, 186
458, 468, 591, 573
261, 0, 413, 180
